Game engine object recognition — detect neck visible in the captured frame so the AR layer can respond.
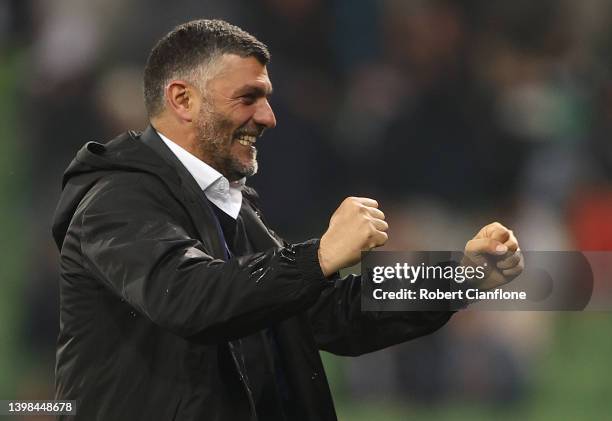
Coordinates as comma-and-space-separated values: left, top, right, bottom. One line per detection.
151, 116, 200, 158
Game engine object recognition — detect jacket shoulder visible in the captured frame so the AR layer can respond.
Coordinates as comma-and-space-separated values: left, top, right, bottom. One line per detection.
77, 172, 181, 220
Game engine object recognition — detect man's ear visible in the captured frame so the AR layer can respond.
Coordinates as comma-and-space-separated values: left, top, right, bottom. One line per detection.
164, 80, 199, 122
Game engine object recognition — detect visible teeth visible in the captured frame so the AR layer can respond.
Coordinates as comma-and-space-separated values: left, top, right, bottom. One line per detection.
236, 134, 256, 146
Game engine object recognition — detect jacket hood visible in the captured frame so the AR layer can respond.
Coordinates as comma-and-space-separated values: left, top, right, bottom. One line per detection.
51, 128, 179, 250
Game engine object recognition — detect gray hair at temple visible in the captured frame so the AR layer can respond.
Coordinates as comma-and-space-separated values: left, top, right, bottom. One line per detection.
143, 19, 270, 117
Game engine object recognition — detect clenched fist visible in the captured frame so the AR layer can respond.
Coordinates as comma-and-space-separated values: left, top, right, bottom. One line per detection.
318, 197, 388, 277
462, 221, 524, 290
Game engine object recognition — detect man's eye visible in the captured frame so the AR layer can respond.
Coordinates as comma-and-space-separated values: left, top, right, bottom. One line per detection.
241, 95, 256, 105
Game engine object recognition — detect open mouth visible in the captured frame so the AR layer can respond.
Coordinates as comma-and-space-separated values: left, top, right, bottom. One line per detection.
236, 133, 257, 147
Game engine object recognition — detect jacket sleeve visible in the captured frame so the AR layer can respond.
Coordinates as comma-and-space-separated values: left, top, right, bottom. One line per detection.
249, 201, 455, 357
307, 274, 454, 356
77, 174, 329, 343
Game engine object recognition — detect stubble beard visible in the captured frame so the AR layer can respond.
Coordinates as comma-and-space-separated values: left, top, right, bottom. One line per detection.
195, 106, 258, 182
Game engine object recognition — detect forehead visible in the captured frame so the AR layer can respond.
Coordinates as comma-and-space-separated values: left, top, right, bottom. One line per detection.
207, 54, 272, 95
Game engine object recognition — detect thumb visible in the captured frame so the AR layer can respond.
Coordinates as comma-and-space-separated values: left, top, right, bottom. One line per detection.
466, 238, 508, 256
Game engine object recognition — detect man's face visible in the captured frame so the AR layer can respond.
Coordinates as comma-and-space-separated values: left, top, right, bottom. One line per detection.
194, 54, 276, 181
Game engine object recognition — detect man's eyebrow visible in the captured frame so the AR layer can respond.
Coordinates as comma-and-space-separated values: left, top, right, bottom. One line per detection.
234, 84, 273, 97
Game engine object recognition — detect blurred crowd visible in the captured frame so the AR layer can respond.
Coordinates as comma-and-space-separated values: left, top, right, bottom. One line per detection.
3, 0, 612, 417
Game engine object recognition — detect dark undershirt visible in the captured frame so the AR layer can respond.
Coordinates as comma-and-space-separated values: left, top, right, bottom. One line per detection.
208, 201, 293, 420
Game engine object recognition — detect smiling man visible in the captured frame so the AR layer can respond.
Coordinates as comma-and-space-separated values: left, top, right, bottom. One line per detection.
51, 19, 522, 421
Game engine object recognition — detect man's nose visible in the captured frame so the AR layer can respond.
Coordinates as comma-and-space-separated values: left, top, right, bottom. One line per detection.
253, 99, 276, 129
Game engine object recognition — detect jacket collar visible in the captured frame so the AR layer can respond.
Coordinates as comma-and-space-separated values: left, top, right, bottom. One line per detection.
139, 125, 228, 259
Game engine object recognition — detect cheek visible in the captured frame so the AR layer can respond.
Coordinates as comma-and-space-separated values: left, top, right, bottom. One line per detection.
232, 108, 256, 129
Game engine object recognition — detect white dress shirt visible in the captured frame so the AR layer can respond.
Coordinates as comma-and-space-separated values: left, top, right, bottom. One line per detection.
157, 131, 244, 219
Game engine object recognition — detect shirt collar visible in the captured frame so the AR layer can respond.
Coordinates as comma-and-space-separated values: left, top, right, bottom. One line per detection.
156, 130, 244, 219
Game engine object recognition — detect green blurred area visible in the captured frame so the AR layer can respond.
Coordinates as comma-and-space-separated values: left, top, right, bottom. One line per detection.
0, 52, 28, 398
323, 313, 612, 420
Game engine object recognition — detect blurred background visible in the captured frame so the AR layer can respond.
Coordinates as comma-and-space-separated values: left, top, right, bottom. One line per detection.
2, 0, 612, 419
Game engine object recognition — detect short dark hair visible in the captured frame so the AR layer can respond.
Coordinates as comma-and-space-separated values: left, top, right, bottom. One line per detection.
143, 19, 270, 117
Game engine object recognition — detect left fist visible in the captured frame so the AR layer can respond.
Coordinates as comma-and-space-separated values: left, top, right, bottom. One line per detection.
461, 222, 524, 290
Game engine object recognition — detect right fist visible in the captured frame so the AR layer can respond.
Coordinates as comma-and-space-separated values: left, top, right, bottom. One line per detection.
318, 197, 388, 277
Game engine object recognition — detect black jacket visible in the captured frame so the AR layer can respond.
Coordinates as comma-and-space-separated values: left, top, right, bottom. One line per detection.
52, 126, 452, 420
